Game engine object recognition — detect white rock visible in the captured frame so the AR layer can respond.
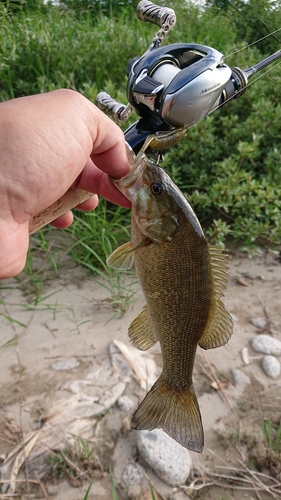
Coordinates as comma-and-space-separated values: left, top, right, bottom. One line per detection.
117, 396, 135, 413
128, 484, 141, 499
172, 493, 189, 500
251, 335, 281, 356
231, 368, 251, 385
137, 429, 192, 486
241, 347, 250, 365
230, 313, 239, 323
51, 358, 79, 370
261, 355, 281, 378
122, 464, 143, 486
250, 317, 267, 329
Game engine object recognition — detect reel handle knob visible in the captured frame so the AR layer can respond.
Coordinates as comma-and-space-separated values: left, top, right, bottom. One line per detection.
96, 92, 133, 123
137, 1, 176, 29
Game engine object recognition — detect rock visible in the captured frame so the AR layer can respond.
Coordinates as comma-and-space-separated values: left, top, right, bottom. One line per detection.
137, 429, 192, 486
230, 313, 239, 323
128, 484, 142, 499
122, 464, 143, 486
250, 317, 268, 330
231, 368, 251, 385
237, 277, 250, 286
117, 396, 135, 413
122, 414, 132, 432
251, 335, 281, 356
172, 493, 189, 500
241, 347, 250, 365
109, 343, 133, 379
261, 355, 281, 378
51, 358, 79, 370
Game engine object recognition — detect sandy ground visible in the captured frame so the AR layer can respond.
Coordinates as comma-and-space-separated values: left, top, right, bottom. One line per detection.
0, 244, 280, 500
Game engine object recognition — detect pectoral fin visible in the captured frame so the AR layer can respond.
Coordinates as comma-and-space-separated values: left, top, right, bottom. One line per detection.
106, 242, 134, 270
107, 238, 152, 270
128, 305, 158, 351
199, 245, 233, 350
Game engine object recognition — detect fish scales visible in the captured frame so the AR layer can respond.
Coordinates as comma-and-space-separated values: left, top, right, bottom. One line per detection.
133, 212, 211, 388
107, 153, 233, 452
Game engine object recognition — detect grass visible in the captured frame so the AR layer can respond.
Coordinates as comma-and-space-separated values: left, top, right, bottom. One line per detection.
110, 470, 119, 500
46, 436, 102, 486
261, 415, 281, 480
16, 229, 64, 300
0, 3, 152, 101
262, 415, 281, 453
65, 203, 138, 318
9, 199, 137, 317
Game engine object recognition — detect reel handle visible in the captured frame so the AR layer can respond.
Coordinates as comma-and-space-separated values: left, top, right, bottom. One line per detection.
137, 1, 176, 29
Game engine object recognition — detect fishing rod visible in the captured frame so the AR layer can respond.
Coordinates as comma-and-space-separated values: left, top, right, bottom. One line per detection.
29, 0, 281, 234
96, 0, 281, 155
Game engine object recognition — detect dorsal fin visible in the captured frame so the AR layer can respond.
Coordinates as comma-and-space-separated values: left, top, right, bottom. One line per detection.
199, 245, 233, 350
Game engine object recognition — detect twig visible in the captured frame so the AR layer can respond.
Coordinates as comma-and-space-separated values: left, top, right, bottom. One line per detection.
0, 496, 21, 499
34, 472, 50, 500
216, 466, 281, 486
131, 462, 166, 500
0, 480, 38, 485
181, 477, 214, 492
257, 295, 274, 334
201, 351, 233, 409
209, 471, 254, 485
44, 323, 57, 338
209, 468, 281, 499
14, 348, 31, 500
237, 459, 280, 499
206, 447, 228, 464
44, 354, 94, 359
60, 449, 84, 478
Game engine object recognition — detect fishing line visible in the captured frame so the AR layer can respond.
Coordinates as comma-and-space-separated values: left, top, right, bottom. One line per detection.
245, 59, 281, 88
224, 27, 281, 60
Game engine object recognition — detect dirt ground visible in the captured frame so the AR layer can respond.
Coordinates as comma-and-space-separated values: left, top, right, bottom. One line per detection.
0, 245, 280, 500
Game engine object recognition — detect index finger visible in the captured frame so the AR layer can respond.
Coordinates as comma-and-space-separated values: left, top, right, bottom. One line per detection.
73, 158, 132, 208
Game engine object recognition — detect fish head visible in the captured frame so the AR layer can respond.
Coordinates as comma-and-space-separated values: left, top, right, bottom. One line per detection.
112, 153, 183, 243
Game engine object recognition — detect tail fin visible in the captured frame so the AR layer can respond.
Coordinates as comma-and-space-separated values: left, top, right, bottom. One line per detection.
132, 378, 204, 453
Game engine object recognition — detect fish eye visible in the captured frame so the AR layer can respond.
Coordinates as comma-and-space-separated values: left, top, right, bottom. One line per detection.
150, 181, 164, 196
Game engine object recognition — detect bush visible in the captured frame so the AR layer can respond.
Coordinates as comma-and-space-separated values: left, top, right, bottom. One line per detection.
0, 1, 280, 252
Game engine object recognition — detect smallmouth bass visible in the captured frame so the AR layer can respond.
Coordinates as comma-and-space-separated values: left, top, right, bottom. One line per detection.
107, 153, 233, 453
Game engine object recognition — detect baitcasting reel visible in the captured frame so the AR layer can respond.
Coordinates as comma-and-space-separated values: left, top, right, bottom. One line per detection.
96, 0, 281, 154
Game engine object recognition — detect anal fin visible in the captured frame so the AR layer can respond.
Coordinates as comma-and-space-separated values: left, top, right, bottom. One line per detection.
128, 305, 158, 351
199, 299, 233, 349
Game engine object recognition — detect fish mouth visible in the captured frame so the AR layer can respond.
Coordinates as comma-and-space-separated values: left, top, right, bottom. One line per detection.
111, 152, 147, 200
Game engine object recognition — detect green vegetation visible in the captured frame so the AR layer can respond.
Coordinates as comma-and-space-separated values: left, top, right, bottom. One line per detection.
46, 436, 100, 485
262, 415, 281, 461
66, 204, 139, 317
0, 0, 280, 284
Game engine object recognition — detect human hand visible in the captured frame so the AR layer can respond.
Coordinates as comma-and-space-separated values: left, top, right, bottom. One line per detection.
0, 89, 131, 278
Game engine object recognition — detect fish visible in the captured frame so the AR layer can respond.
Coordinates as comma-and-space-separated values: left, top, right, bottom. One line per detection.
107, 152, 233, 453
